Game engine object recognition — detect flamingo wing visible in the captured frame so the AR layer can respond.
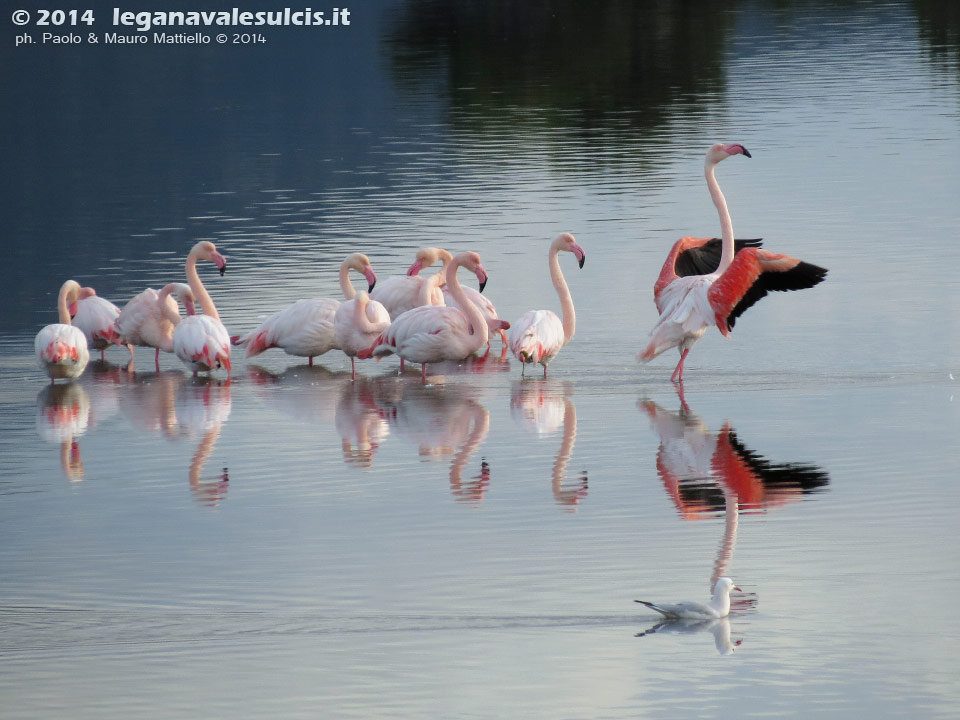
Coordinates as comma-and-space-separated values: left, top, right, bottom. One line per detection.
374, 305, 475, 363
655, 237, 764, 311
707, 248, 828, 335
174, 316, 231, 372
508, 310, 565, 365
74, 296, 122, 349
35, 324, 90, 379
369, 275, 423, 318
235, 298, 340, 357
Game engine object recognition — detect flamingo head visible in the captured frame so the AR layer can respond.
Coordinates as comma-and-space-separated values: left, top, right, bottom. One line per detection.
708, 143, 752, 165
191, 241, 228, 275
452, 251, 487, 293
78, 287, 97, 300
553, 233, 586, 269
407, 247, 451, 277
59, 279, 83, 318
345, 253, 377, 292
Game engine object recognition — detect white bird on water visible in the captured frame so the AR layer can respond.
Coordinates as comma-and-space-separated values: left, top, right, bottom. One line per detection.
635, 577, 742, 620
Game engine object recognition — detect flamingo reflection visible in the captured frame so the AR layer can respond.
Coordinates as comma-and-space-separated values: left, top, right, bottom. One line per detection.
335, 376, 392, 468
36, 383, 91, 482
635, 389, 829, 652
246, 363, 350, 425
510, 380, 588, 507
176, 378, 232, 506
380, 383, 491, 502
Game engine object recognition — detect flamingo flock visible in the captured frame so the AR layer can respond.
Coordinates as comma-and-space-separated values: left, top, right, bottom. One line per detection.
35, 144, 827, 386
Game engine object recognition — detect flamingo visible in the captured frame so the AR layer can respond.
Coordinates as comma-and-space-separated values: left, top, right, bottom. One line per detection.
369, 247, 445, 318
231, 253, 376, 366
639, 143, 828, 382
358, 251, 490, 382
334, 257, 391, 379
35, 280, 90, 383
406, 247, 510, 346
72, 287, 132, 361
508, 233, 585, 377
115, 283, 196, 369
173, 241, 231, 376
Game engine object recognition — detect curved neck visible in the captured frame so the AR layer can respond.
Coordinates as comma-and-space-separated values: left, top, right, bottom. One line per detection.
157, 284, 183, 326
549, 246, 576, 343
706, 161, 735, 274
339, 263, 357, 300
186, 253, 220, 322
418, 273, 443, 306
57, 285, 74, 325
352, 294, 378, 333
446, 260, 488, 349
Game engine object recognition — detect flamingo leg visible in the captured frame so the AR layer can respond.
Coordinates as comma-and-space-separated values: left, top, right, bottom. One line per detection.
400, 358, 405, 372
100, 349, 106, 362
499, 328, 508, 347
127, 343, 135, 360
421, 363, 427, 383
309, 356, 314, 367
351, 356, 356, 380
543, 363, 548, 378
671, 349, 690, 383
155, 348, 161, 371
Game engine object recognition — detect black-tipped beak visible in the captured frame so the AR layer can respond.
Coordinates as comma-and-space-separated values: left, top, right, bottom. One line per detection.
578, 254, 585, 269
742, 147, 752, 158
478, 279, 487, 293
219, 263, 227, 277
367, 280, 376, 293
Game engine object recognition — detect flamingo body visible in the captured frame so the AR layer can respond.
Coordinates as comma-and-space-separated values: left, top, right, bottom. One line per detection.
35, 324, 90, 380
234, 298, 340, 359
174, 315, 232, 374
369, 276, 432, 318
443, 285, 510, 344
115, 284, 194, 363
73, 293, 122, 354
508, 310, 565, 367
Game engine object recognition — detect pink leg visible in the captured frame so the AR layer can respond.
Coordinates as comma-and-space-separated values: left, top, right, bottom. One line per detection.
155, 348, 161, 371
309, 356, 314, 367
400, 358, 406, 372
421, 364, 427, 383
671, 349, 689, 383
350, 357, 356, 380
543, 364, 548, 378
100, 349, 106, 361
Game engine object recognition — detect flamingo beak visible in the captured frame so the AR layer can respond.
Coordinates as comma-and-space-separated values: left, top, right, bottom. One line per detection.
573, 244, 586, 269
406, 260, 424, 277
212, 251, 228, 276
68, 301, 79, 317
741, 147, 752, 158
364, 266, 377, 293
475, 266, 488, 293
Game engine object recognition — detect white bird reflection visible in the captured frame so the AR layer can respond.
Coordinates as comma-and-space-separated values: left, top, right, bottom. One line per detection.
377, 382, 492, 502
635, 389, 828, 652
635, 616, 740, 656
335, 376, 392, 468
510, 380, 588, 507
35, 383, 91, 482
175, 378, 232, 507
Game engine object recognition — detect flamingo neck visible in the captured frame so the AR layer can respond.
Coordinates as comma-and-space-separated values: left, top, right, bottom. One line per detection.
185, 253, 220, 322
57, 285, 74, 325
445, 259, 488, 350
157, 284, 183, 326
352, 294, 377, 333
549, 245, 576, 343
436, 250, 453, 286
552, 399, 577, 494
339, 263, 357, 300
418, 273, 443, 306
705, 161, 735, 274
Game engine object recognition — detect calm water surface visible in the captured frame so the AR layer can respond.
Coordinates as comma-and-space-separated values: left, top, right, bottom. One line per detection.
3, 1, 960, 718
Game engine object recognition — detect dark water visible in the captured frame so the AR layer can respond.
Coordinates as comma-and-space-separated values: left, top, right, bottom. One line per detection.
3, 2, 960, 718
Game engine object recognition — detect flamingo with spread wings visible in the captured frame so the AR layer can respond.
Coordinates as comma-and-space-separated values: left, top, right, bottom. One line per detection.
639, 144, 827, 382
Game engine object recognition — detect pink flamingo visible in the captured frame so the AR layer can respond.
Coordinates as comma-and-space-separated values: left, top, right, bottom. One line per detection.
368, 247, 446, 318
72, 287, 131, 361
358, 252, 490, 382
115, 283, 196, 369
639, 144, 828, 382
173, 241, 231, 376
508, 233, 586, 377
231, 253, 377, 366
35, 280, 90, 383
406, 247, 510, 346
334, 289, 391, 379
